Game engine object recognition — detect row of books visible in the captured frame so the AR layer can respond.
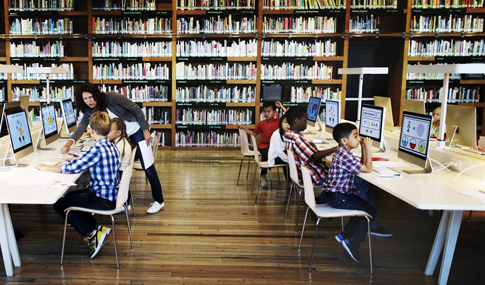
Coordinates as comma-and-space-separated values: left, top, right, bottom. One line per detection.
93, 41, 173, 57
290, 86, 341, 102
410, 15, 484, 33
262, 16, 337, 34
176, 131, 239, 147
411, 0, 485, 8
92, 0, 156, 10
10, 40, 65, 57
261, 63, 333, 80
176, 62, 257, 80
8, 0, 74, 11
93, 63, 170, 80
10, 18, 73, 35
11, 85, 75, 102
98, 84, 169, 102
349, 15, 379, 33
176, 39, 258, 57
177, 0, 255, 9
176, 85, 256, 102
151, 131, 167, 146
177, 16, 257, 34
0, 87, 5, 102
142, 107, 170, 124
92, 17, 172, 34
261, 39, 337, 57
263, 0, 346, 9
11, 63, 73, 80
408, 39, 485, 57
406, 87, 480, 103
407, 64, 461, 79
350, 0, 397, 8
176, 108, 253, 125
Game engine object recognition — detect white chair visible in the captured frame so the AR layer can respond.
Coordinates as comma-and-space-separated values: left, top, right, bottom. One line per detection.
298, 166, 373, 273
250, 135, 288, 204
60, 164, 134, 269
236, 128, 257, 186
128, 147, 137, 217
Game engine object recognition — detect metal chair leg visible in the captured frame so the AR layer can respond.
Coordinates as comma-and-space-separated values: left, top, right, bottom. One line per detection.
341, 217, 344, 231
111, 215, 119, 269
285, 182, 294, 219
129, 185, 136, 217
124, 203, 134, 249
366, 216, 373, 275
236, 156, 245, 186
255, 169, 262, 204
60, 210, 70, 265
246, 156, 251, 179
295, 187, 303, 232
298, 208, 310, 251
269, 169, 273, 189
309, 218, 321, 272
251, 164, 258, 195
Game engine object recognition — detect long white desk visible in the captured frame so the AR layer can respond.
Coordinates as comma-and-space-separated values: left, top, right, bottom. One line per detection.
0, 139, 80, 277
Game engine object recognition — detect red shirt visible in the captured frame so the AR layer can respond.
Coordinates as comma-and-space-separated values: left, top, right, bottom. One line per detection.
254, 117, 280, 149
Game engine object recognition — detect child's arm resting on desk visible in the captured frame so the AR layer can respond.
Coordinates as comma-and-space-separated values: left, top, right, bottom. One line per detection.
359, 137, 373, 173
311, 146, 337, 164
36, 164, 62, 173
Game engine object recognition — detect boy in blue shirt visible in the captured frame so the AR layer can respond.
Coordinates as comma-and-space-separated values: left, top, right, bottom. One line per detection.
36, 111, 121, 259
322, 122, 378, 262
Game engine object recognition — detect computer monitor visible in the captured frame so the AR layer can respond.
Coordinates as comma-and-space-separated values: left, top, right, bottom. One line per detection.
1, 102, 21, 138
262, 85, 282, 102
404, 99, 426, 114
446, 104, 477, 149
4, 106, 34, 167
307, 97, 322, 127
325, 100, 340, 133
396, 111, 433, 174
37, 103, 59, 150
359, 104, 386, 150
373, 96, 394, 130
60, 98, 77, 137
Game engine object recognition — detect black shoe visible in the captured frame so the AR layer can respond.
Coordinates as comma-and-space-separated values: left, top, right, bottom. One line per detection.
335, 232, 350, 243
14, 230, 24, 240
342, 239, 361, 262
371, 226, 393, 237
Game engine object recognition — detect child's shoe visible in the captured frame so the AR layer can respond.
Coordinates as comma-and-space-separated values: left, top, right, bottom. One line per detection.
88, 226, 111, 259
341, 239, 361, 262
260, 175, 268, 188
335, 232, 349, 243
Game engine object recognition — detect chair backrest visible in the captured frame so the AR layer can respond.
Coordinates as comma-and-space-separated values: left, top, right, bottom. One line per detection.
301, 166, 317, 212
239, 128, 251, 154
250, 135, 260, 164
287, 149, 300, 184
152, 131, 160, 159
130, 146, 137, 164
115, 164, 134, 209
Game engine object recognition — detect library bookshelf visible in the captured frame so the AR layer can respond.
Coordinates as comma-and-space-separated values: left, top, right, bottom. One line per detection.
1, 0, 485, 150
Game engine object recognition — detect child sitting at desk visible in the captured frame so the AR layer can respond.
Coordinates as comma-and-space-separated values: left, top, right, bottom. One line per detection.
36, 111, 121, 259
430, 106, 441, 138
267, 113, 290, 180
322, 122, 378, 263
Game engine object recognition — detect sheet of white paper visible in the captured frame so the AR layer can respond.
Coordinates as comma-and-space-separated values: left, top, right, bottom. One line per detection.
10, 177, 76, 189
43, 161, 62, 166
459, 191, 485, 202
138, 141, 154, 169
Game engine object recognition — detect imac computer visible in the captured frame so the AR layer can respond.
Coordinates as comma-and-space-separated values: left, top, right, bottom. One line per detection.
404, 99, 426, 114
4, 105, 34, 167
325, 100, 340, 134
373, 96, 394, 130
36, 103, 59, 151
446, 104, 477, 149
1, 102, 21, 138
359, 104, 386, 150
396, 111, 433, 174
59, 98, 77, 138
307, 97, 322, 127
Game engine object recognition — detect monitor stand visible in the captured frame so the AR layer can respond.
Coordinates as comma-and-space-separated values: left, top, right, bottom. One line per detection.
58, 120, 71, 139
2, 142, 28, 168
35, 129, 56, 151
392, 157, 433, 175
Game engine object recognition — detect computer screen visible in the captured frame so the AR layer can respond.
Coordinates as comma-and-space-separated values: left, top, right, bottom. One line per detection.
307, 97, 322, 127
1, 102, 22, 138
325, 100, 340, 133
60, 99, 77, 133
397, 111, 432, 170
5, 107, 33, 153
373, 96, 394, 129
262, 85, 282, 102
359, 104, 386, 149
446, 104, 477, 149
40, 104, 59, 147
404, 99, 426, 114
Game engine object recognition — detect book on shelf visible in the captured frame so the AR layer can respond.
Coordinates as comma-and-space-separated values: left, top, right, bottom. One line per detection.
407, 64, 461, 80
349, 15, 379, 33
9, 0, 74, 11
177, 0, 255, 10
12, 85, 75, 102
262, 39, 337, 57
10, 40, 65, 57
176, 131, 240, 147
409, 39, 485, 57
412, 0, 485, 9
93, 41, 173, 57
11, 63, 73, 80
92, 0, 156, 11
176, 62, 257, 80
176, 108, 253, 125
290, 86, 341, 102
261, 62, 333, 80
351, 0, 397, 9
99, 84, 169, 102
263, 16, 337, 33
411, 15, 484, 33
92, 17, 172, 34
176, 85, 256, 102
177, 15, 257, 34
406, 87, 480, 103
93, 63, 170, 80
263, 0, 346, 9
150, 131, 165, 147
142, 106, 170, 124
10, 18, 73, 35
176, 39, 258, 57
0, 87, 5, 102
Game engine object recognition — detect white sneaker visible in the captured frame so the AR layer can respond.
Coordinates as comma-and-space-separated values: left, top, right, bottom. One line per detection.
114, 205, 131, 215
147, 201, 165, 214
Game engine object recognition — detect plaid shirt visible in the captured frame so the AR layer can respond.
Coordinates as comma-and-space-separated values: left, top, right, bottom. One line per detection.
323, 145, 362, 194
61, 138, 121, 202
285, 129, 327, 185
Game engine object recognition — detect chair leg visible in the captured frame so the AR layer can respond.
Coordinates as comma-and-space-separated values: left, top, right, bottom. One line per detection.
129, 185, 136, 217
255, 169, 262, 204
60, 210, 70, 265
285, 182, 294, 219
251, 164, 258, 195
246, 156, 251, 180
309, 218, 321, 272
111, 215, 119, 269
366, 216, 373, 275
298, 208, 310, 251
269, 169, 273, 189
277, 168, 280, 184
341, 217, 344, 232
295, 187, 303, 232
124, 203, 134, 249
236, 156, 245, 186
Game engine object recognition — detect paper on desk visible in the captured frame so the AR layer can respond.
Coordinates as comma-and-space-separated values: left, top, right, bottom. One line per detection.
10, 177, 76, 189
138, 141, 154, 169
372, 161, 409, 168
459, 191, 485, 202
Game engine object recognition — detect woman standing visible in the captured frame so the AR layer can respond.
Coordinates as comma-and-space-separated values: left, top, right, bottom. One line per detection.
61, 83, 165, 214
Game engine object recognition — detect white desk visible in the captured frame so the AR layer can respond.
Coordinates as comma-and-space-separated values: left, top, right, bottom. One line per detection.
0, 140, 80, 277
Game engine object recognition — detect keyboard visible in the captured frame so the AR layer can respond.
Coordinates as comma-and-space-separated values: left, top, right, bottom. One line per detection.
373, 167, 401, 177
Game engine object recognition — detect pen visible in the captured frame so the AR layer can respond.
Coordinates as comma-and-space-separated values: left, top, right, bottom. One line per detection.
68, 153, 80, 158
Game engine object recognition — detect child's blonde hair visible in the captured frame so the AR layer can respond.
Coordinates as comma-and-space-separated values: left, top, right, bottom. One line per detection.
432, 106, 441, 128
89, 111, 111, 136
111, 118, 132, 158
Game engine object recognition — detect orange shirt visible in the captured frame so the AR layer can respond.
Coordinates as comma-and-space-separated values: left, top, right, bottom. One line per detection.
254, 117, 280, 149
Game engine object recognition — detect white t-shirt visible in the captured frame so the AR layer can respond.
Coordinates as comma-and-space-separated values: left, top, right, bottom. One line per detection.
107, 108, 140, 136
268, 129, 288, 165
114, 137, 133, 172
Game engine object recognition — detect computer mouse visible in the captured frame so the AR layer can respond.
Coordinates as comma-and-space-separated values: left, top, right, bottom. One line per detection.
372, 157, 388, 161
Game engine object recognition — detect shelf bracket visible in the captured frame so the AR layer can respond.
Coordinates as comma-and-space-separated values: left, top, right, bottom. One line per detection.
435, 32, 440, 38
93, 34, 95, 40
255, 33, 258, 39
341, 33, 345, 38
85, 34, 88, 40
409, 32, 413, 38
402, 32, 406, 38
118, 34, 121, 40
288, 34, 292, 38
59, 34, 63, 40
262, 33, 265, 39
315, 34, 318, 39
144, 33, 147, 39
349, 33, 353, 38
375, 32, 379, 38
461, 32, 465, 38
2, 34, 5, 40
34, 33, 38, 40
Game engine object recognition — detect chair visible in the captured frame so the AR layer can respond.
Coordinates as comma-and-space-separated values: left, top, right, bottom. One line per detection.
236, 128, 257, 186
250, 135, 288, 204
60, 164, 134, 269
128, 147, 137, 217
298, 166, 373, 273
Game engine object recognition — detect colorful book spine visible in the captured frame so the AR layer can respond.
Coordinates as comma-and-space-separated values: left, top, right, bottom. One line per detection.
177, 16, 257, 34
176, 108, 253, 125
406, 87, 480, 103
263, 16, 337, 33
93, 41, 173, 57
409, 39, 485, 57
261, 62, 333, 80
99, 84, 170, 102
411, 15, 484, 33
176, 39, 258, 57
176, 62, 257, 80
264, 0, 346, 9
8, 0, 74, 11
176, 131, 240, 147
10, 40, 65, 57
11, 63, 74, 80
10, 18, 73, 35
11, 85, 75, 102
349, 15, 379, 33
290, 86, 341, 102
176, 85, 255, 102
92, 17, 172, 34
178, 0, 255, 10
261, 39, 337, 57
93, 63, 170, 80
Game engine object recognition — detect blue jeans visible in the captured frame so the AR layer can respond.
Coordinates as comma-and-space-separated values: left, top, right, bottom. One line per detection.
325, 191, 377, 248
130, 129, 164, 203
54, 189, 116, 237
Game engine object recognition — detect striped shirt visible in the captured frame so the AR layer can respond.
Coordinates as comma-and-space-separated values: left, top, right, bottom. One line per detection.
61, 138, 121, 202
323, 145, 362, 194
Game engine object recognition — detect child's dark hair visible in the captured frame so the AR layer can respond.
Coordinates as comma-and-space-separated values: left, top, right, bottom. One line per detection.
111, 118, 132, 159
75, 83, 107, 113
278, 113, 287, 141
89, 111, 111, 136
262, 101, 276, 111
285, 106, 306, 126
333, 123, 357, 145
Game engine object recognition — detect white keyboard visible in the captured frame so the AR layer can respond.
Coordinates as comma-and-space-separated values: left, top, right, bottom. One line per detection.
373, 167, 401, 177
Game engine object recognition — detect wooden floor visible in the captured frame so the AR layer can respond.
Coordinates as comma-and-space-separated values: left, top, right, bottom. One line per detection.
2, 150, 485, 284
